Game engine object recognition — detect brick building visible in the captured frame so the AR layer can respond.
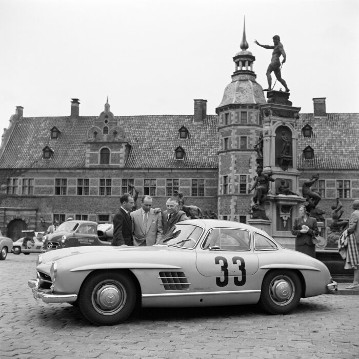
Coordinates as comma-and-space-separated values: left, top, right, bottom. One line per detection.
0, 32, 358, 242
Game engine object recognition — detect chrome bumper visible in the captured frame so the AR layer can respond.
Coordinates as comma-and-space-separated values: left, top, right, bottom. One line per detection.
28, 279, 78, 303
327, 280, 338, 293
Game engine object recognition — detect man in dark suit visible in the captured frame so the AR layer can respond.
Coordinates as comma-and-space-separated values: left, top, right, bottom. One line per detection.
112, 193, 135, 246
161, 197, 188, 239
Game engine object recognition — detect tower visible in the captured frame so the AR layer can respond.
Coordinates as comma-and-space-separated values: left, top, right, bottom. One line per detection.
216, 19, 266, 222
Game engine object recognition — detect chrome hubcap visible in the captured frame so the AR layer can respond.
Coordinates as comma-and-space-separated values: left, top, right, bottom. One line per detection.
92, 281, 126, 315
270, 277, 294, 305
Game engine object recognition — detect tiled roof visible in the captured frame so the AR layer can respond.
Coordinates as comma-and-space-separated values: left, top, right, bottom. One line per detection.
296, 113, 359, 170
0, 115, 219, 169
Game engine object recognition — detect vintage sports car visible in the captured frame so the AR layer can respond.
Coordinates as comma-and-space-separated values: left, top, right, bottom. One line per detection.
28, 219, 337, 326
42, 220, 111, 251
0, 235, 13, 260
97, 223, 113, 241
13, 231, 45, 255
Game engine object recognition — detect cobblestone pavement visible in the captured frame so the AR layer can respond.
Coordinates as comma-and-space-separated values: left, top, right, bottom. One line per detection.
1, 254, 358, 359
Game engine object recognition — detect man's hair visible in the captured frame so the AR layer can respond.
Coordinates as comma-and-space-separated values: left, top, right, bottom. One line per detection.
120, 193, 133, 204
141, 195, 152, 202
273, 35, 280, 41
167, 197, 179, 204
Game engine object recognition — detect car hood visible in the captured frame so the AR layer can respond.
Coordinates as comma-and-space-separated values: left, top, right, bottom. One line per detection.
39, 244, 169, 264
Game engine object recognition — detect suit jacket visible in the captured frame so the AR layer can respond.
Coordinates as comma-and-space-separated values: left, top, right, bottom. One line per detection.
162, 210, 188, 237
112, 208, 133, 246
292, 216, 318, 246
131, 208, 163, 246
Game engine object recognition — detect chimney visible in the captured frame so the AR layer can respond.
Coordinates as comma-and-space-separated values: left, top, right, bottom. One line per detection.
194, 99, 207, 122
71, 98, 80, 117
16, 106, 23, 118
313, 97, 326, 116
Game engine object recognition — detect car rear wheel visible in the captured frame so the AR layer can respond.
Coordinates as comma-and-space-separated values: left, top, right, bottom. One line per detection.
79, 271, 136, 325
260, 270, 301, 314
13, 246, 21, 255
0, 247, 8, 260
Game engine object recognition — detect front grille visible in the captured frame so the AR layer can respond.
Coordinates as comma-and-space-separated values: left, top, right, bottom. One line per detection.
159, 271, 190, 290
47, 242, 60, 250
38, 271, 52, 289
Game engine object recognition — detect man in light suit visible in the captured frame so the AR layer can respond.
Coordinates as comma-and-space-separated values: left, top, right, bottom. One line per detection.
131, 195, 163, 246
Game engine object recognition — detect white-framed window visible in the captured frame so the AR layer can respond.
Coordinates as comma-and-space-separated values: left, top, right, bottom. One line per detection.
22, 178, 34, 195
7, 178, 18, 195
122, 179, 134, 194
166, 179, 179, 196
337, 180, 351, 198
55, 178, 67, 195
77, 179, 89, 195
192, 179, 205, 196
99, 178, 112, 196
144, 179, 156, 196
237, 174, 249, 194
75, 214, 88, 220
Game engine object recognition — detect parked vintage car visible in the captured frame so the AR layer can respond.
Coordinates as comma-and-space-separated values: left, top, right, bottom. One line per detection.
12, 231, 45, 255
97, 223, 113, 241
0, 235, 13, 260
42, 220, 111, 251
28, 219, 337, 326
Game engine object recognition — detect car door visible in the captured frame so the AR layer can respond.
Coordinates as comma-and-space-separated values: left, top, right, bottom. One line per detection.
196, 227, 259, 290
73, 223, 98, 246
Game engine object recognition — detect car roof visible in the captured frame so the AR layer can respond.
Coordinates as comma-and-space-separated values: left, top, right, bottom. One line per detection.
61, 220, 98, 225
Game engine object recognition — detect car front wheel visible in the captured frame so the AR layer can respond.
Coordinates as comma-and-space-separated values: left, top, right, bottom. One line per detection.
79, 271, 136, 326
13, 246, 21, 255
0, 247, 8, 260
260, 270, 301, 314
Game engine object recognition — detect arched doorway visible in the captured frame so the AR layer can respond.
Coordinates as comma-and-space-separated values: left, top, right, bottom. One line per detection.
7, 219, 27, 240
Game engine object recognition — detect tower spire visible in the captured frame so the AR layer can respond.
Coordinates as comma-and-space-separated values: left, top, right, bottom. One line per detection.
104, 96, 110, 113
240, 16, 249, 51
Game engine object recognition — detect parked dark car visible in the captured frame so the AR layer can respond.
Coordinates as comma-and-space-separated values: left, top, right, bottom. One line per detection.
42, 220, 111, 251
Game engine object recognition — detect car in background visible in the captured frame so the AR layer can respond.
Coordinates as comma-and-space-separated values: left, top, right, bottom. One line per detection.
0, 235, 13, 260
42, 220, 111, 251
29, 219, 337, 326
97, 223, 113, 241
12, 231, 45, 255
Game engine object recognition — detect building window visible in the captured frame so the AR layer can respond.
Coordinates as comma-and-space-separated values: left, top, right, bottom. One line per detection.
240, 111, 247, 124
53, 213, 66, 224
239, 216, 247, 224
103, 126, 109, 135
179, 126, 189, 139
122, 179, 134, 194
98, 214, 110, 223
55, 178, 67, 195
50, 126, 61, 139
22, 178, 34, 195
144, 179, 156, 196
99, 178, 112, 196
302, 124, 313, 137
337, 180, 351, 198
303, 146, 314, 159
175, 146, 185, 160
75, 214, 88, 220
240, 136, 247, 150
312, 179, 326, 198
77, 179, 89, 195
192, 179, 205, 196
166, 179, 179, 196
223, 175, 228, 194
222, 215, 228, 220
7, 178, 18, 195
42, 146, 53, 159
224, 113, 229, 125
239, 175, 248, 194
223, 138, 229, 150
100, 148, 110, 164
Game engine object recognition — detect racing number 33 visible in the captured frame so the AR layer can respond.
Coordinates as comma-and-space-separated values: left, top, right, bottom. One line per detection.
215, 256, 246, 287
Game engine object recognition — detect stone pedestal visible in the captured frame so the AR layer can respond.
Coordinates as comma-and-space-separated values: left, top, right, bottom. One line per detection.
247, 218, 272, 236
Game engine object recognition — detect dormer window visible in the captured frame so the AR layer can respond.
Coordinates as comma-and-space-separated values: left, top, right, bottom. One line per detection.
93, 131, 98, 139
303, 146, 314, 159
100, 147, 110, 164
175, 146, 185, 160
179, 126, 189, 139
42, 146, 54, 159
103, 126, 109, 135
50, 126, 61, 139
113, 130, 118, 138
302, 124, 313, 137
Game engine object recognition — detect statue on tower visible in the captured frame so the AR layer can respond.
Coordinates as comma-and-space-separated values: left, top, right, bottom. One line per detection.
327, 198, 349, 247
254, 35, 290, 92
302, 174, 325, 221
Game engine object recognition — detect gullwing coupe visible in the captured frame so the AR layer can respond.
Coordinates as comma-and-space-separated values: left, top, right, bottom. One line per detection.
28, 219, 337, 325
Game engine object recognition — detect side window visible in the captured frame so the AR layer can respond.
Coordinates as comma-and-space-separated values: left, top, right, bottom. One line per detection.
203, 228, 250, 251
254, 232, 278, 250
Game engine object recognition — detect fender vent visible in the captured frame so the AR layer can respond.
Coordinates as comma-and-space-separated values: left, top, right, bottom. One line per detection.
159, 271, 190, 290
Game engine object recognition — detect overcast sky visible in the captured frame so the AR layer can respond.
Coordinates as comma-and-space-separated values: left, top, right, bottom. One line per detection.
0, 0, 358, 131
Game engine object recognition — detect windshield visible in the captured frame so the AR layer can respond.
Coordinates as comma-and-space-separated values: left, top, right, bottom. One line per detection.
57, 221, 79, 232
164, 224, 203, 249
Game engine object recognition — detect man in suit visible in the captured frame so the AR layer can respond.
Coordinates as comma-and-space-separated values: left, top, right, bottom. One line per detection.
112, 193, 135, 246
131, 195, 163, 246
162, 197, 188, 238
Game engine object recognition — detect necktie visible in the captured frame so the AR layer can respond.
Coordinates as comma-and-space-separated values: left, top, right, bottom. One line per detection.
144, 212, 148, 229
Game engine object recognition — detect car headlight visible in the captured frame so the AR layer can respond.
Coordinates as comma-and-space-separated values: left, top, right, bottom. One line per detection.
50, 262, 58, 282
43, 235, 47, 241
61, 235, 67, 243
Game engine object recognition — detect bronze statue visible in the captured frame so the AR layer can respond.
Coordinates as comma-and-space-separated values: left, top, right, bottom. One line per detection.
277, 179, 296, 195
327, 198, 348, 247
281, 131, 291, 156
302, 174, 321, 209
173, 191, 203, 219
254, 133, 264, 159
255, 35, 290, 92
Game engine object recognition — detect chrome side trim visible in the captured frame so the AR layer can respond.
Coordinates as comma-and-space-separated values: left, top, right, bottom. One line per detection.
142, 289, 261, 298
